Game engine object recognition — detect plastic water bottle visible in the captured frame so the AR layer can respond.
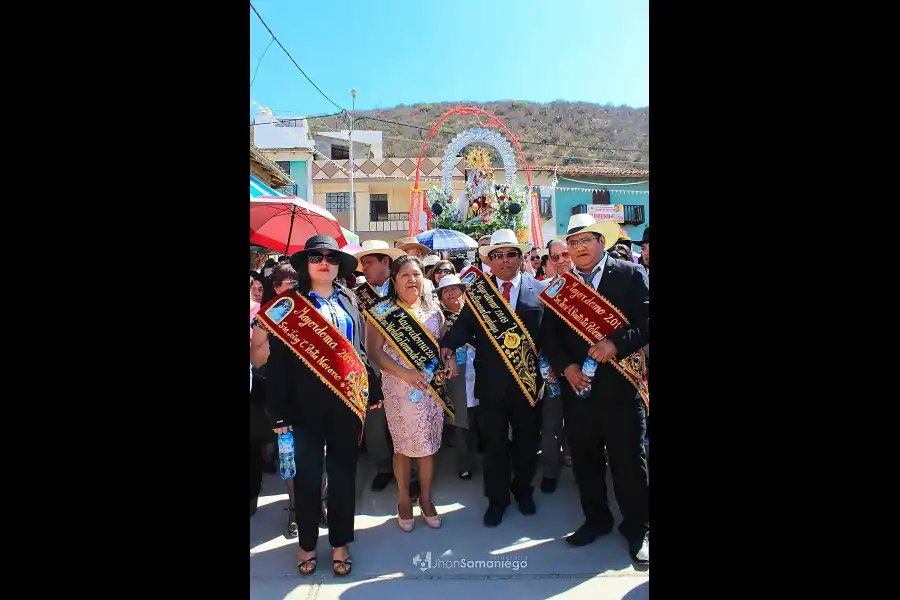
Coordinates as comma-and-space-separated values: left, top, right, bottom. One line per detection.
538, 354, 561, 398
576, 357, 598, 398
408, 358, 439, 404
455, 347, 467, 365
278, 432, 296, 479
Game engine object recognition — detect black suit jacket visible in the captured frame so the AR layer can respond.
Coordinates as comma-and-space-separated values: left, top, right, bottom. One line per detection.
540, 256, 649, 402
442, 273, 549, 404
266, 285, 370, 427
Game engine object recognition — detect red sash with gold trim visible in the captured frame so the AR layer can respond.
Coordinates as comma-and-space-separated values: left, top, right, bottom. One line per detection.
256, 291, 369, 428
457, 266, 539, 407
353, 282, 381, 313
538, 272, 649, 411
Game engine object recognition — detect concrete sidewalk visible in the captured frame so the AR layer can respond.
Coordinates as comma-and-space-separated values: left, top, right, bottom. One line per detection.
250, 447, 648, 600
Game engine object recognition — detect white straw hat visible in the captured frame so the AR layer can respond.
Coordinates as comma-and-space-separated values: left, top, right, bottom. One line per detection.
477, 228, 532, 258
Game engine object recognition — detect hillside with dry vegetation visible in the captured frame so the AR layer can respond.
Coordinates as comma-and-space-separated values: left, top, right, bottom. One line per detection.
306, 100, 649, 168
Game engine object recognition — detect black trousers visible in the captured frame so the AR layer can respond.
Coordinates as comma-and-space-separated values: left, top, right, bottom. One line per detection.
250, 439, 263, 501
291, 396, 362, 552
479, 384, 540, 505
563, 385, 649, 541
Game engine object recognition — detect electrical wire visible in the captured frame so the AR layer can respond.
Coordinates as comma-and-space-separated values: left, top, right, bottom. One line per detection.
249, 37, 275, 88
249, 2, 346, 112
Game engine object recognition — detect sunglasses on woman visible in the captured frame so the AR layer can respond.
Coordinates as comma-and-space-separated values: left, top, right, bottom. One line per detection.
308, 252, 341, 266
551, 251, 570, 261
435, 268, 454, 275
530, 255, 541, 261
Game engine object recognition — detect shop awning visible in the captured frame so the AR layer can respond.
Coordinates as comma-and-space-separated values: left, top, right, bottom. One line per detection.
250, 174, 283, 198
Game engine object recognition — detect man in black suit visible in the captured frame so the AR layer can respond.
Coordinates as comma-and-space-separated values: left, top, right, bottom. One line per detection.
540, 214, 650, 567
441, 229, 549, 527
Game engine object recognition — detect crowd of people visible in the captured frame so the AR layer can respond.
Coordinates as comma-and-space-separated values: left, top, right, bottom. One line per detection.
249, 217, 650, 577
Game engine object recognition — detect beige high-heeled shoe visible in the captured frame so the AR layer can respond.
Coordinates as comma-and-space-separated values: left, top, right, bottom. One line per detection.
421, 503, 442, 529
397, 504, 415, 532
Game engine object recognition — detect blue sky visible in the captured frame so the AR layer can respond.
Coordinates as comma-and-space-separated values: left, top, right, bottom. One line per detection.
249, 0, 648, 119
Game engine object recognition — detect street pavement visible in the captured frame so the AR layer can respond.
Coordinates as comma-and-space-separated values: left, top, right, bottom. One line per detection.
250, 447, 649, 600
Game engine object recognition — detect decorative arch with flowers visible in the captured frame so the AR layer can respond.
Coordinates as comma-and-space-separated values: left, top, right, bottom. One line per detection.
407, 107, 543, 249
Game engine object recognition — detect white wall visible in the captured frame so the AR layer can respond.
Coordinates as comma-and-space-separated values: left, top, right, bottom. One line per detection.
314, 130, 383, 159
253, 114, 315, 150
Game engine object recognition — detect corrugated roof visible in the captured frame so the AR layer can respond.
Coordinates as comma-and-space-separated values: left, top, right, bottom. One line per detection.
250, 144, 294, 187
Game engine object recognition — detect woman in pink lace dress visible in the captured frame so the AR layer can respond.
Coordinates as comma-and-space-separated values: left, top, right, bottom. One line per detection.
365, 255, 446, 531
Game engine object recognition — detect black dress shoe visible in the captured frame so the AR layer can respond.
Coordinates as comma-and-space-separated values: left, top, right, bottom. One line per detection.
515, 493, 536, 516
566, 522, 613, 547
483, 503, 507, 527
409, 480, 421, 502
629, 533, 649, 566
371, 473, 394, 491
540, 477, 558, 494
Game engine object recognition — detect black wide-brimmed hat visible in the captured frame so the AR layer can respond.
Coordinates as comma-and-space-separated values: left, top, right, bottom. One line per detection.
632, 227, 649, 247
290, 234, 358, 274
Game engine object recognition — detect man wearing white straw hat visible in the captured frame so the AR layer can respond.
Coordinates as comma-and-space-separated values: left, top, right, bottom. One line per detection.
440, 229, 549, 527
352, 240, 421, 499
539, 213, 649, 567
395, 236, 435, 293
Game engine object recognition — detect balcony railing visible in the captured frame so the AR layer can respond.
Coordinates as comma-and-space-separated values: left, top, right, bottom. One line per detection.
622, 204, 645, 225
276, 184, 298, 196
358, 212, 410, 232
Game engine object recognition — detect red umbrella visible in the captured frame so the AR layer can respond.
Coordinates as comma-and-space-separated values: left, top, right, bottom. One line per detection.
250, 196, 347, 254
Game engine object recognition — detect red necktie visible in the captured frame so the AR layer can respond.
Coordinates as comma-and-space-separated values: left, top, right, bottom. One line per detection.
501, 281, 512, 303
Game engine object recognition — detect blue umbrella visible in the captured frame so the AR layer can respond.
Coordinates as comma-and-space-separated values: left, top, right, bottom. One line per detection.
415, 229, 478, 252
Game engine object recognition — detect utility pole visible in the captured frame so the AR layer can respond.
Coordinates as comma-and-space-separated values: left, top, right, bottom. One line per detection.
348, 89, 357, 231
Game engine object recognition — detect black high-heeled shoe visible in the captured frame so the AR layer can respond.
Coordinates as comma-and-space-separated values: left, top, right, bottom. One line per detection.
285, 507, 298, 538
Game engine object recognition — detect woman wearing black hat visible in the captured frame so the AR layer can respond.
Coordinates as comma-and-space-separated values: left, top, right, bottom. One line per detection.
257, 234, 367, 577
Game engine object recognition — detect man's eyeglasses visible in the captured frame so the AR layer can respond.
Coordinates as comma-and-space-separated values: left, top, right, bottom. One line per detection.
550, 251, 570, 261
308, 252, 341, 266
488, 250, 521, 260
567, 236, 601, 249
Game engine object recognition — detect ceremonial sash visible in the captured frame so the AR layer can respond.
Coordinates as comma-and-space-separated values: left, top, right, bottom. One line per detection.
538, 272, 649, 411
353, 282, 381, 313
364, 299, 456, 421
457, 266, 539, 407
256, 291, 370, 429
442, 307, 473, 352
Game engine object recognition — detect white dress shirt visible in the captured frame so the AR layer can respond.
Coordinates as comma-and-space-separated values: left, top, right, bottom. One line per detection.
495, 272, 522, 310
464, 345, 479, 408
373, 280, 390, 297
575, 253, 609, 290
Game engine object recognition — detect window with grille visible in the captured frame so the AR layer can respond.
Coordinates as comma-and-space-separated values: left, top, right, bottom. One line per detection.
275, 161, 291, 175
326, 192, 351, 212
370, 194, 389, 221
538, 187, 553, 218
331, 145, 350, 160
622, 204, 646, 225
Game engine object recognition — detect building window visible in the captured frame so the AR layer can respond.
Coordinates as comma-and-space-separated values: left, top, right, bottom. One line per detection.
331, 145, 350, 160
275, 161, 291, 175
591, 189, 611, 204
370, 194, 389, 221
538, 187, 553, 218
326, 192, 352, 212
622, 204, 646, 225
